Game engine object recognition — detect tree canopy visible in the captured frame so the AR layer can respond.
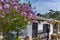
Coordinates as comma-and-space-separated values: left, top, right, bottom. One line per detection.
43, 9, 60, 19
0, 0, 37, 32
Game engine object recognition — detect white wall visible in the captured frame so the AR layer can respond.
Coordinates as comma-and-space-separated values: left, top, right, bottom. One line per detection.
38, 21, 53, 39
49, 24, 53, 39
38, 21, 49, 30
26, 21, 53, 40
38, 23, 43, 30
26, 23, 32, 40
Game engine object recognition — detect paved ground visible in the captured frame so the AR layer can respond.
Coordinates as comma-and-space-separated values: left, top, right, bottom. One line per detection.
39, 33, 50, 40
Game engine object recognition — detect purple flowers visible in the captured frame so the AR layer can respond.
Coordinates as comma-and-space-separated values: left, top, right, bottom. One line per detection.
20, 12, 27, 16
13, 1, 18, 5
14, 5, 20, 12
4, 4, 10, 9
0, 5, 3, 10
5, 0, 10, 2
29, 14, 36, 19
32, 19, 38, 23
0, 0, 37, 23
29, 14, 33, 18
0, 0, 4, 2
0, 0, 10, 2
22, 4, 32, 12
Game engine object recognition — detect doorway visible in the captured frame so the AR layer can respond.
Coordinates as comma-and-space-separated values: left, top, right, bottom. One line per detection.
32, 23, 38, 38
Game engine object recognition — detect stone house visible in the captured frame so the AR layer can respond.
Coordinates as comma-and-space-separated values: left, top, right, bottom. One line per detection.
24, 16, 60, 40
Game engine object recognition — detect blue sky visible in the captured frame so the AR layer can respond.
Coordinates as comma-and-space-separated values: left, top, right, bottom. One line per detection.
20, 0, 60, 14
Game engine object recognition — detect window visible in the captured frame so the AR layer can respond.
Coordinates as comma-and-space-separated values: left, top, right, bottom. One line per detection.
43, 24, 50, 32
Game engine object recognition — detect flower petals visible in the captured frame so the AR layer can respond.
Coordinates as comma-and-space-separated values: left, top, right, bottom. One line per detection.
4, 4, 10, 9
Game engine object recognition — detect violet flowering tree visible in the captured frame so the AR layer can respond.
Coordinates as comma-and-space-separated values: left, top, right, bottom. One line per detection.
0, 0, 37, 40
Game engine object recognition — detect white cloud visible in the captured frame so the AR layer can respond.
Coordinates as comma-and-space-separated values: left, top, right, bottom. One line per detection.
31, 1, 60, 14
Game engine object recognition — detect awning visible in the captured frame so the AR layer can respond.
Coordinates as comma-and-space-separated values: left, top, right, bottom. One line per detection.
36, 16, 60, 24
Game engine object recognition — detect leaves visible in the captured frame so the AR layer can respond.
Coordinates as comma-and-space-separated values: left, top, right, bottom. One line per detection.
43, 10, 60, 19
0, 0, 37, 32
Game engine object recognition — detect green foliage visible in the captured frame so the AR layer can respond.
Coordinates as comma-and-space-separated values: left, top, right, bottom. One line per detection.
0, 0, 34, 40
0, 10, 28, 32
43, 10, 60, 19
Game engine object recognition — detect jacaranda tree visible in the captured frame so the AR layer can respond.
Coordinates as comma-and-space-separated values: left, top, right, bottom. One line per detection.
0, 0, 37, 40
